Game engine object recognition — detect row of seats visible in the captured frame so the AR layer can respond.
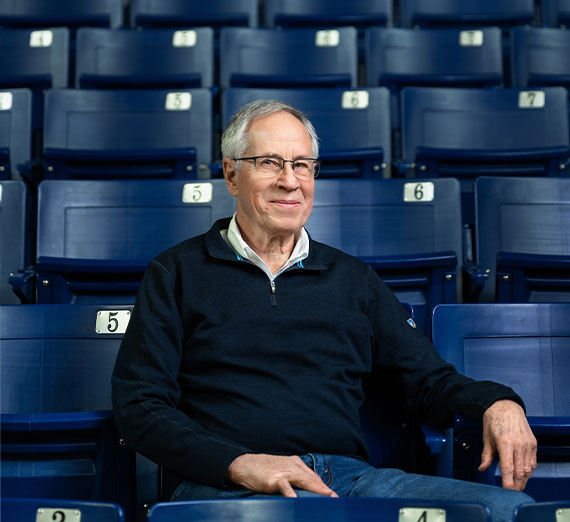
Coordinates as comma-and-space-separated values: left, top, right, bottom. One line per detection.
1, 302, 568, 519
2, 86, 568, 187
3, 177, 570, 333
0, 0, 568, 30
1, 497, 569, 522
2, 25, 568, 90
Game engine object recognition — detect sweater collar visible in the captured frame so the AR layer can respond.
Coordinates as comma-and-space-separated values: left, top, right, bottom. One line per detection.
206, 218, 328, 271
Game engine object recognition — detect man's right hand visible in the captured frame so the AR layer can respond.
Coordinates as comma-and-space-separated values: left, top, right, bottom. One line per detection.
226, 453, 339, 498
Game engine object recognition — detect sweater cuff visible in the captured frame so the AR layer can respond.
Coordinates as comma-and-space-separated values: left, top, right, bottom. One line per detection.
452, 381, 526, 425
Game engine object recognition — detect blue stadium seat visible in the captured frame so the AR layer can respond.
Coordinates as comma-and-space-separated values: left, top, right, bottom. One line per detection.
400, 86, 570, 224
223, 87, 391, 178
0, 181, 27, 304
432, 303, 570, 502
0, 28, 69, 89
474, 177, 570, 303
0, 304, 135, 516
542, 0, 570, 27
0, 89, 31, 179
220, 27, 358, 89
307, 178, 462, 336
511, 27, 570, 88
0, 28, 69, 152
42, 88, 213, 179
263, 0, 393, 28
515, 501, 570, 521
28, 179, 235, 304
1, 498, 125, 522
130, 0, 258, 29
365, 27, 503, 159
399, 0, 535, 28
0, 0, 123, 29
76, 28, 214, 89
366, 27, 503, 89
148, 498, 491, 522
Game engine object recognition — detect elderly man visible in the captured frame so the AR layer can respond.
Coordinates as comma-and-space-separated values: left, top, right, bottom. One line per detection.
112, 100, 536, 520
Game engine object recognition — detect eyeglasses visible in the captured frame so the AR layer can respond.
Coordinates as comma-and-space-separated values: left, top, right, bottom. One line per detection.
233, 155, 320, 179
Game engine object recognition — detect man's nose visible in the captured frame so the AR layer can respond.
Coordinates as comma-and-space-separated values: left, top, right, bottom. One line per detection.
278, 162, 300, 187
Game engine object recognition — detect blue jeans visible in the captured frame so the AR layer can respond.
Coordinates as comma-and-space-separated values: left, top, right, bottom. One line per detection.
171, 454, 534, 522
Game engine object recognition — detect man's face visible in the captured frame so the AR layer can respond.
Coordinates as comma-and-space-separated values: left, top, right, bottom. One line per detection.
223, 111, 315, 241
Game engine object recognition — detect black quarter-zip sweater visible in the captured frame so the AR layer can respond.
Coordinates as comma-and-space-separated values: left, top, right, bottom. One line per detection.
112, 218, 523, 489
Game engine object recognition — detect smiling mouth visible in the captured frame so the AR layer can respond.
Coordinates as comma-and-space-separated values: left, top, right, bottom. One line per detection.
272, 200, 301, 207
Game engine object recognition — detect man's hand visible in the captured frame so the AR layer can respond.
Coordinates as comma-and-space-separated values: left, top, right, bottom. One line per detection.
227, 453, 339, 498
478, 400, 537, 491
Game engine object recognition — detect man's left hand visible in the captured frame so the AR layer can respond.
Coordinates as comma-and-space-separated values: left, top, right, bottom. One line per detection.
478, 399, 537, 491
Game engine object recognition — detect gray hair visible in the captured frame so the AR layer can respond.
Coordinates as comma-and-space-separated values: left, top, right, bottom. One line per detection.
221, 100, 319, 166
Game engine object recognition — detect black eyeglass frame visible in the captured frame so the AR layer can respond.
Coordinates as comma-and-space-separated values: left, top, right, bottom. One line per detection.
233, 155, 320, 178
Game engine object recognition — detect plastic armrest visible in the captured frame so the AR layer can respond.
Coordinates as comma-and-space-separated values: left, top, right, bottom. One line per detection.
43, 147, 197, 162
463, 262, 490, 301
36, 257, 149, 274
416, 146, 570, 162
421, 424, 448, 455
0, 410, 114, 431
230, 73, 352, 88
8, 267, 36, 304
318, 148, 384, 163
497, 251, 570, 270
361, 251, 457, 270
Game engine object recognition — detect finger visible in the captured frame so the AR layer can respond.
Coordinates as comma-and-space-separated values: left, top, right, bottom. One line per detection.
291, 473, 338, 498
498, 443, 516, 490
519, 435, 538, 491
478, 441, 496, 472
288, 464, 338, 498
512, 445, 527, 491
277, 478, 297, 498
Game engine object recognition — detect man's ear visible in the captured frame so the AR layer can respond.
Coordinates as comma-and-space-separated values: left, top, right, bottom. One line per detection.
222, 158, 239, 196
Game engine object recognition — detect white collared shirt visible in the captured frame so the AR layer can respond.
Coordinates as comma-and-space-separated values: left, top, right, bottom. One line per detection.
220, 214, 309, 281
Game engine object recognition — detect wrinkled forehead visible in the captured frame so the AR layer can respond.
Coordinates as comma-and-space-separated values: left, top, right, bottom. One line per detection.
245, 111, 313, 156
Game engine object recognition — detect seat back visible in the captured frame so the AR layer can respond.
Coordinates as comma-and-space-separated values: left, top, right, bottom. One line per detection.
0, 304, 134, 510
148, 498, 491, 522
1, 498, 125, 522
130, 0, 258, 28
432, 303, 570, 418
223, 87, 391, 177
263, 0, 393, 28
1, 304, 131, 413
542, 0, 570, 27
220, 27, 358, 89
0, 0, 123, 29
402, 87, 569, 175
515, 502, 570, 522
43, 88, 212, 179
0, 181, 26, 303
76, 27, 214, 89
0, 89, 31, 179
307, 178, 462, 335
365, 27, 503, 88
366, 27, 503, 156
432, 303, 570, 500
401, 86, 570, 223
0, 28, 69, 89
399, 0, 535, 28
35, 179, 235, 303
475, 177, 570, 302
511, 27, 570, 88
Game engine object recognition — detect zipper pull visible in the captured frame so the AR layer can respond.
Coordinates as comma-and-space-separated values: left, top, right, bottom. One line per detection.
269, 280, 277, 306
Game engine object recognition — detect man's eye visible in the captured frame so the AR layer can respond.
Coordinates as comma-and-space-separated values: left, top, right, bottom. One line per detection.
294, 161, 310, 171
260, 158, 280, 168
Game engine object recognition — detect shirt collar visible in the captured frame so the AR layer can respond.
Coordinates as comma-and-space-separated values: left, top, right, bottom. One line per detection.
221, 213, 310, 280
